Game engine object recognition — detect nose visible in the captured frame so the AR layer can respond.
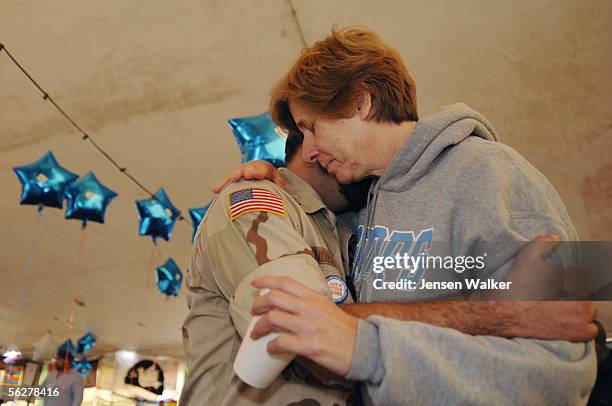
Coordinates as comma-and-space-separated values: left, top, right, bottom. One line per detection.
301, 132, 320, 163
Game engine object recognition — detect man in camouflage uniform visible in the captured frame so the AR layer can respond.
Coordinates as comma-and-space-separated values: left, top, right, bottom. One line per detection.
180, 134, 359, 405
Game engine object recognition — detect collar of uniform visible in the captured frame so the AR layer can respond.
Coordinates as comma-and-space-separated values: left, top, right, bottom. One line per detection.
279, 168, 327, 214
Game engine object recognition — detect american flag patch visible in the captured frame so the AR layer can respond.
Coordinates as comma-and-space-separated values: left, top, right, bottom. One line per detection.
228, 188, 285, 220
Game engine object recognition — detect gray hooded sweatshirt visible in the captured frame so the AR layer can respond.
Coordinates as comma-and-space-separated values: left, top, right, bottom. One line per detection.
345, 103, 596, 405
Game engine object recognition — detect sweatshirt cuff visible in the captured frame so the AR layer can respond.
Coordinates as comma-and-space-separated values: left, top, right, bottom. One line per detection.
345, 319, 384, 384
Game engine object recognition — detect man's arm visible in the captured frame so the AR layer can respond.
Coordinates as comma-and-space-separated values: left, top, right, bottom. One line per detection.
340, 235, 596, 342
213, 163, 596, 342
341, 300, 596, 342
212, 160, 281, 193
250, 273, 597, 406
181, 180, 352, 405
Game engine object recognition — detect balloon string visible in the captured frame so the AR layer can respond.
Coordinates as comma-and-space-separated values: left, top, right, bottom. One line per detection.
12, 211, 45, 349
138, 244, 158, 327
68, 226, 87, 329
63, 348, 69, 374
145, 244, 158, 291
22, 210, 44, 308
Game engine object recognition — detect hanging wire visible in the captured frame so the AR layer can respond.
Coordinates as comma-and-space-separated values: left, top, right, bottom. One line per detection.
287, 0, 308, 47
0, 43, 192, 225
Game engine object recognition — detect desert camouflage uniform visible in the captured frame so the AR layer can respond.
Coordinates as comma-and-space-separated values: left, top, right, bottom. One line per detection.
180, 168, 355, 405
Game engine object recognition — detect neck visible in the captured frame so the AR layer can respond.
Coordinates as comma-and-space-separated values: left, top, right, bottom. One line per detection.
367, 120, 416, 177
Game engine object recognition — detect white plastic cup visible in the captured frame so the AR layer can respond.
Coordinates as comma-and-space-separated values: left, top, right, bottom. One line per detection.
233, 289, 295, 388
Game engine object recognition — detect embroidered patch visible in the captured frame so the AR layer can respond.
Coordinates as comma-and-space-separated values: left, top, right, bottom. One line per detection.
326, 275, 349, 304
228, 188, 285, 220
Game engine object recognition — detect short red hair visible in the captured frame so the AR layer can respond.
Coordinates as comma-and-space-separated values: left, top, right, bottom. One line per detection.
270, 26, 418, 134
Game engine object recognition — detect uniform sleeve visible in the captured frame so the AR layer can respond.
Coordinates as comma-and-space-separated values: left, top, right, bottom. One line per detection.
181, 182, 338, 406
200, 184, 331, 336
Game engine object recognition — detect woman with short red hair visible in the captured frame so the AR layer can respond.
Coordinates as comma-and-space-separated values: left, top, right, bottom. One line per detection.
251, 26, 597, 405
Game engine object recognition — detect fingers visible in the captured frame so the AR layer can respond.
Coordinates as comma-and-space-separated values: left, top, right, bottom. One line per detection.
212, 176, 231, 193
524, 301, 599, 342
576, 302, 598, 341
584, 322, 599, 341
267, 334, 303, 356
242, 166, 261, 179
212, 169, 243, 193
560, 301, 598, 342
212, 162, 284, 193
532, 234, 560, 242
250, 310, 304, 339
251, 289, 305, 316
244, 163, 284, 188
524, 234, 561, 260
508, 236, 564, 300
560, 322, 598, 342
563, 266, 590, 300
271, 170, 286, 190
251, 276, 312, 299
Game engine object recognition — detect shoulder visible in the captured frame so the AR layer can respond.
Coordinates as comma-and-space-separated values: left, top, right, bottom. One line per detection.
447, 137, 548, 183
446, 138, 575, 232
448, 137, 514, 164
217, 179, 289, 201
201, 179, 302, 235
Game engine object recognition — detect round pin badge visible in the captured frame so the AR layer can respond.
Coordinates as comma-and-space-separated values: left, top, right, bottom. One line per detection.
326, 275, 349, 304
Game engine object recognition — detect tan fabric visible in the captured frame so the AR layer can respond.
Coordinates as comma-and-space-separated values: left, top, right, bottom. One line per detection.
229, 254, 329, 338
180, 169, 355, 405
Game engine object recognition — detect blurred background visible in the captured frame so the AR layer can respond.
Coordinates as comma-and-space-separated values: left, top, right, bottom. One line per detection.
0, 0, 610, 403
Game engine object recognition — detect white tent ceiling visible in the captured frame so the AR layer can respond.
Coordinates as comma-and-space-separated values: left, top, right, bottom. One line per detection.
1, 0, 610, 358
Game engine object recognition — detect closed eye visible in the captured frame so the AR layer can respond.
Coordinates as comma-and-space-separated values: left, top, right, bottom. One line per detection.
297, 119, 314, 134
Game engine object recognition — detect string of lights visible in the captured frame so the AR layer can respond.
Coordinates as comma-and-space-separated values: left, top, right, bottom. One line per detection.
0, 43, 192, 226
288, 0, 308, 48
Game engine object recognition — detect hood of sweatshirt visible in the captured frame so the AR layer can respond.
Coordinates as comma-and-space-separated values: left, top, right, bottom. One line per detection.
378, 103, 499, 192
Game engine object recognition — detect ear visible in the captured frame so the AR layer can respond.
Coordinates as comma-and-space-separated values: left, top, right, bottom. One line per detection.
357, 90, 372, 120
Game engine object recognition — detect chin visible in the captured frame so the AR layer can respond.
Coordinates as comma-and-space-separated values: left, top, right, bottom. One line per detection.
326, 163, 354, 184
335, 173, 355, 184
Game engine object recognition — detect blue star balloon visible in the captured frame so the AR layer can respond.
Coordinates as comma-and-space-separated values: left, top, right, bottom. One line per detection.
76, 332, 96, 355
13, 151, 78, 209
156, 258, 183, 297
57, 339, 76, 357
188, 202, 211, 241
72, 359, 92, 377
136, 188, 181, 242
228, 112, 287, 167
65, 172, 118, 226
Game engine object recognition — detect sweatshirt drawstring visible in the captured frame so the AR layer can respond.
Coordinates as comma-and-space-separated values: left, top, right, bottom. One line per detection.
352, 179, 380, 300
